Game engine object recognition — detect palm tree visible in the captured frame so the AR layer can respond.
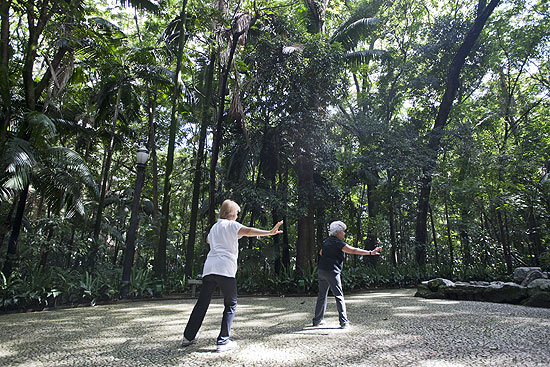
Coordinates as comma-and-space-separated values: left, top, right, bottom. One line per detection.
1, 112, 97, 277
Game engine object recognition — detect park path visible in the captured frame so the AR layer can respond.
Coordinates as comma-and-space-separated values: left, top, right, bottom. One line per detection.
1, 288, 549, 366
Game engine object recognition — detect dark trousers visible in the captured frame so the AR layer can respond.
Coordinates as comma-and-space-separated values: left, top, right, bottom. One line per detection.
312, 269, 348, 326
183, 274, 237, 345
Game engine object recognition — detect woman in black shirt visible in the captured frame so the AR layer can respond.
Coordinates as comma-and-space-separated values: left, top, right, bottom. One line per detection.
312, 221, 382, 328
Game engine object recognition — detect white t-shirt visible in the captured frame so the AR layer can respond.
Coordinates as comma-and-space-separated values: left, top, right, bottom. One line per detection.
202, 219, 245, 278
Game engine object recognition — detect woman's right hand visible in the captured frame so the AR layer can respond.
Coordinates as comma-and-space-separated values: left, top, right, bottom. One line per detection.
270, 221, 284, 235
371, 246, 382, 255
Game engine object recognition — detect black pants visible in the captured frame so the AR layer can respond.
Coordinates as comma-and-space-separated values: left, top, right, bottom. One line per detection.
183, 274, 237, 345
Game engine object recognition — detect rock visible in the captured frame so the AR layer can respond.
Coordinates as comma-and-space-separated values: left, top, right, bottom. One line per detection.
520, 270, 546, 287
513, 267, 541, 284
527, 278, 550, 296
522, 292, 550, 308
415, 283, 440, 298
445, 282, 486, 301
482, 282, 528, 304
425, 278, 455, 291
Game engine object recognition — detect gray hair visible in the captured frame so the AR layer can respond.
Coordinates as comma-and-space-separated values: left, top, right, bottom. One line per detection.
329, 221, 347, 236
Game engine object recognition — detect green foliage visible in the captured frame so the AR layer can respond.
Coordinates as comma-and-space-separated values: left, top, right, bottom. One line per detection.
129, 267, 155, 297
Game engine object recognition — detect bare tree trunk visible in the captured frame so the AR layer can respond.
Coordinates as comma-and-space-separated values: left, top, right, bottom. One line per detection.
207, 29, 249, 227
90, 88, 122, 269
526, 206, 542, 266
155, 0, 188, 278
445, 196, 454, 268
281, 166, 290, 269
414, 0, 501, 265
365, 175, 380, 267
185, 52, 215, 277
272, 176, 282, 274
295, 155, 315, 274
429, 204, 439, 264
2, 185, 29, 277
0, 0, 11, 147
388, 170, 398, 266
496, 208, 513, 273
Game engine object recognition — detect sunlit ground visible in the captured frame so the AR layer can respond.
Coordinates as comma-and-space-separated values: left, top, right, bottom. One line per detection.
1, 288, 549, 366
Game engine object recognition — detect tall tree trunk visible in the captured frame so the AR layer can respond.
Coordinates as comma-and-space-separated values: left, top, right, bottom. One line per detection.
281, 166, 290, 269
414, 0, 501, 265
496, 208, 513, 273
355, 184, 366, 249
65, 225, 75, 268
90, 88, 122, 269
40, 223, 54, 268
155, 0, 188, 278
146, 94, 159, 223
2, 185, 29, 277
429, 204, 439, 264
272, 176, 282, 275
388, 170, 398, 266
365, 175, 380, 266
526, 206, 542, 266
0, 0, 11, 147
295, 155, 315, 274
445, 196, 454, 268
184, 51, 215, 278
207, 30, 246, 227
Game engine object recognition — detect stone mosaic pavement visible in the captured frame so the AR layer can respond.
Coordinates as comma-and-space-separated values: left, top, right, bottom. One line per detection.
1, 288, 549, 366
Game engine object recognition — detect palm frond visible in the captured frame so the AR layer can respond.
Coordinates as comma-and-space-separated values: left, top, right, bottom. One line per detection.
1, 138, 35, 192
34, 147, 97, 218
73, 17, 126, 63
134, 64, 175, 87
345, 49, 385, 67
42, 147, 99, 197
24, 112, 56, 147
331, 18, 380, 49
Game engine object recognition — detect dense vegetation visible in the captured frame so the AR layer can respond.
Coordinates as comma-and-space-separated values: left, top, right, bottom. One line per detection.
1, 0, 548, 311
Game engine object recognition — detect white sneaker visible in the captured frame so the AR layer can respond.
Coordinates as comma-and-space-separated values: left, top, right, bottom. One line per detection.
181, 335, 198, 347
217, 340, 237, 352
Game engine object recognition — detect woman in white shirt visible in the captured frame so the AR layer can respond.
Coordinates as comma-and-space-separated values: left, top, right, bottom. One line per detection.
182, 199, 283, 352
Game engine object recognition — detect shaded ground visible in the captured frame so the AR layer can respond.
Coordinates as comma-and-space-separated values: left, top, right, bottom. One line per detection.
1, 289, 549, 366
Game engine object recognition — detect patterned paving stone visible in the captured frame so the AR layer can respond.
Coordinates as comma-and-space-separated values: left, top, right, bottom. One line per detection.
1, 289, 549, 366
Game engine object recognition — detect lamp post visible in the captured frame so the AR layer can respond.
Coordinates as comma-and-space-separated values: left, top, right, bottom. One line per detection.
121, 145, 149, 299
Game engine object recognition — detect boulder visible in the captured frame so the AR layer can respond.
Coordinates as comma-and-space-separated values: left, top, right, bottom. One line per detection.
415, 274, 549, 308
522, 292, 550, 308
526, 278, 550, 296
445, 282, 486, 301
513, 267, 541, 284
482, 282, 528, 304
415, 279, 455, 298
520, 270, 546, 287
426, 278, 455, 291
415, 283, 439, 298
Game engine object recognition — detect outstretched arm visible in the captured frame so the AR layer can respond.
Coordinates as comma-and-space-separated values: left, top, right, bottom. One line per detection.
238, 220, 284, 237
342, 245, 382, 256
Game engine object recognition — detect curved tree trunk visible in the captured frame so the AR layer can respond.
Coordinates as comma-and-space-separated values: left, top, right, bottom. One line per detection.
414, 0, 501, 266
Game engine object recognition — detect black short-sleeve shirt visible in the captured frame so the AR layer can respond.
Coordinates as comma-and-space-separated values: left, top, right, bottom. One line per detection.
318, 236, 347, 273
